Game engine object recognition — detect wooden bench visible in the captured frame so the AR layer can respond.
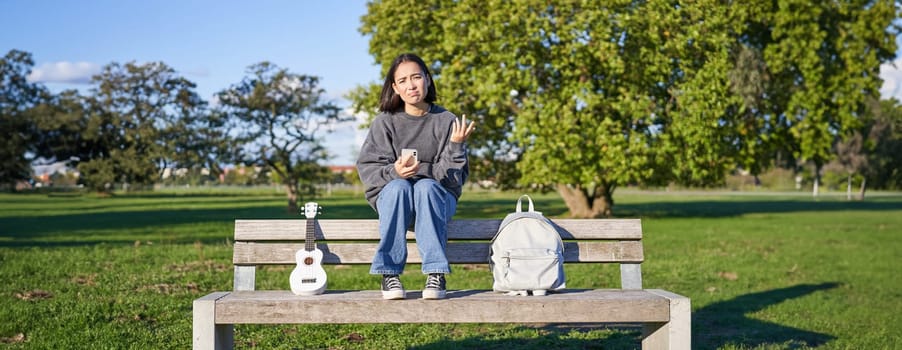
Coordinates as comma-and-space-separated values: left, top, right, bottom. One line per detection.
193, 218, 691, 349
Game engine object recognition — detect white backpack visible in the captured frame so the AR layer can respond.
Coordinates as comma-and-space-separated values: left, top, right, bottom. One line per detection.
489, 195, 566, 296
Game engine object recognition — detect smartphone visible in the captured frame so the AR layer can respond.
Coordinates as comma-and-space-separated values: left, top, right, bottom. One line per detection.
401, 148, 418, 163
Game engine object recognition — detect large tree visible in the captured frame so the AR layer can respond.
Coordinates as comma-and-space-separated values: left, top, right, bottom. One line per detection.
355, 0, 742, 217
354, 0, 899, 216
863, 98, 902, 191
759, 0, 899, 196
77, 61, 209, 192
216, 62, 347, 212
0, 50, 45, 189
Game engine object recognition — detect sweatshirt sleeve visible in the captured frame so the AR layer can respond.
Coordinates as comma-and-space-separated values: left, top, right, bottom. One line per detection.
356, 117, 400, 190
429, 118, 469, 191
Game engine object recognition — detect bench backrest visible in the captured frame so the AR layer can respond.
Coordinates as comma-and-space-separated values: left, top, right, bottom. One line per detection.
231, 219, 645, 291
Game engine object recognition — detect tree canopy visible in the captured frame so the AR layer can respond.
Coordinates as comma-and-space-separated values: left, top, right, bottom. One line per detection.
216, 62, 348, 211
68, 61, 211, 191
353, 0, 900, 216
0, 50, 45, 188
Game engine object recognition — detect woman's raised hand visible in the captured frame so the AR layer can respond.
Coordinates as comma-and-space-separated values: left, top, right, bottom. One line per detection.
451, 114, 476, 143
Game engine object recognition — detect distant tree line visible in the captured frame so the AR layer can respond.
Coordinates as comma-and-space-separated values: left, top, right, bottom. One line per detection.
1, 50, 348, 212
352, 0, 902, 216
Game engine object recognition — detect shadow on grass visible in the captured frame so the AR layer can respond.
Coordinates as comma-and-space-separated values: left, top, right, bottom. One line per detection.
0, 202, 377, 247
3, 192, 900, 247
456, 194, 902, 219
694, 282, 841, 349
401, 283, 841, 350
455, 196, 571, 218
0, 195, 562, 248
406, 325, 641, 350
615, 198, 901, 218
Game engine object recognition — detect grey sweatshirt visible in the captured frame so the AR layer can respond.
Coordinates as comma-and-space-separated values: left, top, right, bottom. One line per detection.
356, 105, 469, 209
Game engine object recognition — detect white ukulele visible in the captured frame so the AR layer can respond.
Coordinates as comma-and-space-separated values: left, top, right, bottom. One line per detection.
290, 202, 327, 296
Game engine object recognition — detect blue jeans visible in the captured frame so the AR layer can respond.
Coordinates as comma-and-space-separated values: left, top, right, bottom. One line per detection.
370, 178, 457, 275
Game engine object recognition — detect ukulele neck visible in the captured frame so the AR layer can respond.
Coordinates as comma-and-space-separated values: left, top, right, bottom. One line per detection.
305, 218, 315, 252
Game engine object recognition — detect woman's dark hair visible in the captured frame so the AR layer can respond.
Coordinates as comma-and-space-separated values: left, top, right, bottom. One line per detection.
378, 53, 437, 112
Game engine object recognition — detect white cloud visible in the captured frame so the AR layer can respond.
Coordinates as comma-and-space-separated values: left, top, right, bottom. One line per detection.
880, 58, 902, 101
27, 61, 101, 84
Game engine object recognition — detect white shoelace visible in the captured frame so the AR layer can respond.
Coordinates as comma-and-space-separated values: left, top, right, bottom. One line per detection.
425, 275, 443, 289
384, 276, 403, 290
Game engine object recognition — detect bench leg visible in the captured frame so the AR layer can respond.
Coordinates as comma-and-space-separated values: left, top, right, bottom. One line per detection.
642, 289, 691, 350
193, 292, 234, 350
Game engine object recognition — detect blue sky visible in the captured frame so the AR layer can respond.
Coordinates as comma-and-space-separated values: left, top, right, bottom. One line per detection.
2, 0, 378, 165
3, 1, 902, 165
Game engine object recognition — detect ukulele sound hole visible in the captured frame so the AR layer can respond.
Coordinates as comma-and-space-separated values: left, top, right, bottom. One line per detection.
304, 257, 314, 265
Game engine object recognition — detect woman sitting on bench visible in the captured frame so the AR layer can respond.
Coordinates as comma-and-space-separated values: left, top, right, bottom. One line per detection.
356, 53, 476, 300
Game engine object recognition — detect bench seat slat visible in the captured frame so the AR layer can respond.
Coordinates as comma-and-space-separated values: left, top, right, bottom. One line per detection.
234, 219, 642, 241
214, 289, 670, 324
232, 241, 644, 265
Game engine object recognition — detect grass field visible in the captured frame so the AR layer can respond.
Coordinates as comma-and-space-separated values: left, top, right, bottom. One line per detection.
0, 188, 900, 349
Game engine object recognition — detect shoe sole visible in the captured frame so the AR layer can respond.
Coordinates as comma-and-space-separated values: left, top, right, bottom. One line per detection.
382, 290, 406, 300
422, 289, 446, 300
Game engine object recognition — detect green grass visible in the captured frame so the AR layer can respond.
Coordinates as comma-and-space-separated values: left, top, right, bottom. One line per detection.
1, 189, 900, 349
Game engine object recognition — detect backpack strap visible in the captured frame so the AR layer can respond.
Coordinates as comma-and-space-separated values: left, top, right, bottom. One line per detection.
515, 194, 535, 213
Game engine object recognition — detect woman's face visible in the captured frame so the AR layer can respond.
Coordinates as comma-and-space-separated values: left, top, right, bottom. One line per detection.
392, 61, 430, 106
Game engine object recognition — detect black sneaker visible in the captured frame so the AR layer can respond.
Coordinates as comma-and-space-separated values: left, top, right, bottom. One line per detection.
422, 273, 446, 300
381, 274, 405, 300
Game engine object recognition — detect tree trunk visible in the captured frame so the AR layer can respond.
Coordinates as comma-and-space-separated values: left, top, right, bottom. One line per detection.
858, 178, 867, 201
286, 181, 299, 214
556, 183, 614, 218
812, 163, 821, 198
846, 174, 852, 201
